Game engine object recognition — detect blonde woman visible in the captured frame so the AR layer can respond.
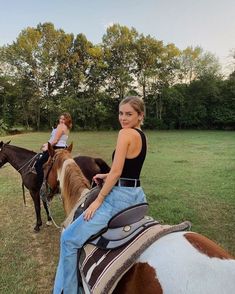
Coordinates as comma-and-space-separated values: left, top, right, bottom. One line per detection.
53, 97, 147, 294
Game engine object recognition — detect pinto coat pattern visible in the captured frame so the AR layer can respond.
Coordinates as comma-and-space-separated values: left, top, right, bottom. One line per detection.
47, 144, 235, 294
114, 231, 235, 294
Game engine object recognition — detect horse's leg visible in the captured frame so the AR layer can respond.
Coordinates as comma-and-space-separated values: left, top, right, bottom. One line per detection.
30, 191, 42, 232
39, 180, 53, 225
42, 200, 52, 226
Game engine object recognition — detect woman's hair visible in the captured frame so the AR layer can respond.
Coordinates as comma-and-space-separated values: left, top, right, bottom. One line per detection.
119, 96, 145, 115
61, 112, 72, 129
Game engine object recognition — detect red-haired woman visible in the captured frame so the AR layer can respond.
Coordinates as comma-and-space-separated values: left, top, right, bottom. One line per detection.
35, 112, 72, 191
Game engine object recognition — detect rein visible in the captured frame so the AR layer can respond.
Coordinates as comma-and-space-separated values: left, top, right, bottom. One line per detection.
41, 156, 63, 229
17, 153, 39, 172
0, 143, 39, 173
44, 156, 56, 182
45, 197, 62, 229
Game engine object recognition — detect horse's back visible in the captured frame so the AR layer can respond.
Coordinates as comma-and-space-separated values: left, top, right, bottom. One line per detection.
135, 231, 235, 294
74, 156, 110, 183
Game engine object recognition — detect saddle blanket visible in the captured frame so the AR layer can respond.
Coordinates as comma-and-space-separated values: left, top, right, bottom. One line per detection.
79, 220, 191, 294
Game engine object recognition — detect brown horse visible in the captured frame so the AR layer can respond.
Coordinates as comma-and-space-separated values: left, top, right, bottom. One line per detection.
0, 141, 110, 232
0, 141, 51, 231
47, 144, 235, 294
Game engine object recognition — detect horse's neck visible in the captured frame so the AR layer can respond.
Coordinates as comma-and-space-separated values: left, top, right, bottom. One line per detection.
5, 146, 36, 172
64, 187, 89, 217
58, 158, 90, 216
62, 188, 90, 228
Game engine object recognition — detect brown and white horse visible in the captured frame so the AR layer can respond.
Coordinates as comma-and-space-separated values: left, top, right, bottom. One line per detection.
47, 144, 235, 294
43, 152, 110, 203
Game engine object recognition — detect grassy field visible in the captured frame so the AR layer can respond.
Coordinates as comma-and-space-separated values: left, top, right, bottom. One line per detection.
0, 130, 234, 293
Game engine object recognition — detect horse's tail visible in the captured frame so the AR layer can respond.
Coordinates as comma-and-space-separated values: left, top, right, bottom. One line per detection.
22, 182, 26, 206
94, 158, 110, 173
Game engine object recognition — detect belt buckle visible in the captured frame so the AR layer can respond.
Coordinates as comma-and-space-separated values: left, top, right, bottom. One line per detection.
118, 178, 139, 187
133, 179, 137, 187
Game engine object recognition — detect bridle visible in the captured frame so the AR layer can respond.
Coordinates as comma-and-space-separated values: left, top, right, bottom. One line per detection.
40, 154, 60, 203
43, 156, 56, 187
41, 155, 62, 229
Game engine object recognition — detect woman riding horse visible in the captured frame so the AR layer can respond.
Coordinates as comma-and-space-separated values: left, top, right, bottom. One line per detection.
0, 141, 110, 232
35, 112, 72, 193
53, 96, 147, 294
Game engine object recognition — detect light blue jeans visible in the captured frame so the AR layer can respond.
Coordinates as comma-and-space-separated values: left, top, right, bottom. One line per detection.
53, 186, 146, 294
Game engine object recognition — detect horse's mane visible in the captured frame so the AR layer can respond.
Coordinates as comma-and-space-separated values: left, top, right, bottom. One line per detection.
54, 149, 90, 215
7, 144, 37, 156
63, 161, 90, 201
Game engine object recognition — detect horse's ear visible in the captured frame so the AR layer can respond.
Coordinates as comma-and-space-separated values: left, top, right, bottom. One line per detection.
6, 140, 11, 144
67, 142, 73, 153
48, 142, 55, 157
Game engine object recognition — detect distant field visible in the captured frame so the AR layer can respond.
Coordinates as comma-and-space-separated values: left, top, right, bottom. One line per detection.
0, 130, 234, 293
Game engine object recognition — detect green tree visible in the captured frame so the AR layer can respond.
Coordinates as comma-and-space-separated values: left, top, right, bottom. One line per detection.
102, 24, 138, 99
216, 73, 235, 129
178, 46, 221, 83
134, 34, 164, 99
150, 43, 181, 121
5, 22, 74, 129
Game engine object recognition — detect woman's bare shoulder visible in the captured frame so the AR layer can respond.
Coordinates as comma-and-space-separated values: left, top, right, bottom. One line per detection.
119, 128, 141, 137
57, 123, 67, 131
119, 128, 137, 135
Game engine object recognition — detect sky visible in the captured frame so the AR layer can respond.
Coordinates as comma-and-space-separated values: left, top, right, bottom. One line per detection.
0, 0, 235, 71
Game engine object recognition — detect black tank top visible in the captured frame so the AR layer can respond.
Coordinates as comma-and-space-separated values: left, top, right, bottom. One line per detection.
112, 128, 147, 179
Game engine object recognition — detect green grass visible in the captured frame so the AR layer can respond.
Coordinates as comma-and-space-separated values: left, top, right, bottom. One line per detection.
144, 131, 235, 252
0, 130, 235, 293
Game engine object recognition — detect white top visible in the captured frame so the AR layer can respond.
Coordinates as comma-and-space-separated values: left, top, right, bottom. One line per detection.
49, 127, 68, 147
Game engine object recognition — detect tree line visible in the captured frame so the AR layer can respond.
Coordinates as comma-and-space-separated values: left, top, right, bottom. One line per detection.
0, 22, 234, 132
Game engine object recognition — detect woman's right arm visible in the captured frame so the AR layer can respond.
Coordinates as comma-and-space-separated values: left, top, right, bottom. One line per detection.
93, 173, 108, 184
84, 130, 131, 221
41, 124, 65, 151
49, 124, 64, 146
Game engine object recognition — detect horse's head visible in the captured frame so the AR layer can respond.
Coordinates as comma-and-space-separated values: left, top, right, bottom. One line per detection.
42, 142, 73, 201
43, 142, 91, 215
0, 141, 11, 168
47, 142, 73, 160
42, 156, 59, 201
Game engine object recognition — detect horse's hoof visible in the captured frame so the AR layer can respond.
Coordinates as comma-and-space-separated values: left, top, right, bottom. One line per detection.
34, 226, 40, 232
34, 223, 42, 232
46, 221, 52, 226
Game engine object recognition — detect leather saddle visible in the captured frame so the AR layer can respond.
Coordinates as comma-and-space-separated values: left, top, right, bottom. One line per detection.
73, 187, 158, 250
73, 185, 102, 221
88, 204, 158, 249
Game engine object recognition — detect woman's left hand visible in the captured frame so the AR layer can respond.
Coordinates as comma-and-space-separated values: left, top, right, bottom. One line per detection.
41, 143, 48, 151
84, 198, 103, 221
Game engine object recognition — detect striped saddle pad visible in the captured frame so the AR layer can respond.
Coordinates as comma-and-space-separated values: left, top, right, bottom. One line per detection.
79, 220, 191, 294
